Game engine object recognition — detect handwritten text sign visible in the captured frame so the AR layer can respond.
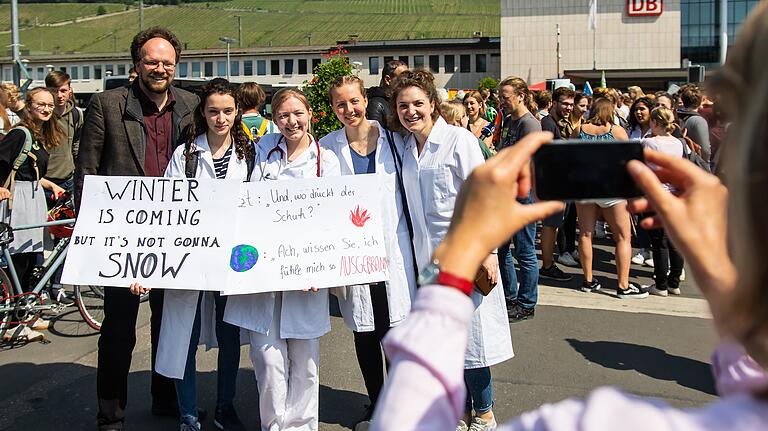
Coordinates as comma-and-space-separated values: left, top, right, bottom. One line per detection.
224, 174, 389, 294
62, 176, 241, 290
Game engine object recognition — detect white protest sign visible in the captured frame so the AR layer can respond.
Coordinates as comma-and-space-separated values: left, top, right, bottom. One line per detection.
224, 174, 390, 294
62, 175, 241, 290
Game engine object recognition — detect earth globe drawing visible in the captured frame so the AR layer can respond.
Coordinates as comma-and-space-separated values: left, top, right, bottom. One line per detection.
230, 245, 259, 272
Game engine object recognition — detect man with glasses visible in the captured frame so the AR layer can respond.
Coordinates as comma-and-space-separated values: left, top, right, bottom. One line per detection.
75, 27, 199, 431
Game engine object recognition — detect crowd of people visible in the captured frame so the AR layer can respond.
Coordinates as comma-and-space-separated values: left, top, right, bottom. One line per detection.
1, 3, 766, 430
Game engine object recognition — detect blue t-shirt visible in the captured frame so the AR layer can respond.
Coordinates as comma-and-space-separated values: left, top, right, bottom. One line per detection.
351, 148, 376, 175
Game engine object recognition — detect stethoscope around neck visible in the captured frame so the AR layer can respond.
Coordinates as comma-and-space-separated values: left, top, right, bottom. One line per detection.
260, 134, 321, 180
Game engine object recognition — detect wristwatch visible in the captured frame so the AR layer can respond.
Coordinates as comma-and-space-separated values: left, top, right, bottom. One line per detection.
418, 260, 473, 296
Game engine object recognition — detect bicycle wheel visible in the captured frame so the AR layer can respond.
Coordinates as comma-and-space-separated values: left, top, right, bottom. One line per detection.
0, 268, 12, 337
75, 285, 105, 331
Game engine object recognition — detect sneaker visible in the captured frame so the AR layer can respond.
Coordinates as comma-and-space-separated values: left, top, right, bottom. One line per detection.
469, 416, 497, 431
180, 417, 201, 431
580, 278, 601, 292
668, 286, 681, 295
354, 421, 371, 431
631, 250, 646, 265
214, 405, 244, 431
6, 326, 44, 342
617, 283, 649, 299
557, 251, 579, 267
30, 318, 50, 331
595, 222, 607, 239
52, 286, 75, 306
540, 264, 572, 281
680, 269, 686, 282
644, 258, 654, 268
646, 284, 668, 297
456, 421, 469, 431
508, 304, 535, 322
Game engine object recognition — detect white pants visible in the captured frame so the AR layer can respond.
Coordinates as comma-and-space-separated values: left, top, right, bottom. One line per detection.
248, 298, 320, 431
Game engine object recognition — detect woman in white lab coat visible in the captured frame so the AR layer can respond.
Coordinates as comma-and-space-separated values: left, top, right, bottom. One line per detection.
389, 70, 513, 431
224, 88, 340, 431
129, 78, 250, 431
318, 76, 417, 427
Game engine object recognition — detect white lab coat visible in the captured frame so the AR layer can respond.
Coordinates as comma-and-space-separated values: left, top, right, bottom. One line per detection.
155, 134, 251, 379
319, 120, 417, 332
224, 133, 341, 339
401, 117, 514, 369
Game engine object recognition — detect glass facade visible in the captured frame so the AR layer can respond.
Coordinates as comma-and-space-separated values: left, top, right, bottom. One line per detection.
681, 0, 760, 65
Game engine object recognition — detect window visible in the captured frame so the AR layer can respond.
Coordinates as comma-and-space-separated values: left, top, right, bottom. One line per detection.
82, 66, 90, 80
231, 61, 240, 76
204, 61, 213, 77
217, 61, 227, 76
369, 57, 379, 75
271, 59, 280, 75
429, 55, 440, 73
444, 55, 455, 73
244, 60, 253, 76
60, 66, 67, 74
257, 60, 266, 76
312, 58, 321, 72
383, 56, 394, 64
298, 59, 307, 75
191, 62, 201, 78
178, 62, 189, 78
413, 55, 425, 69
116, 64, 124, 75
71, 66, 79, 80
284, 59, 294, 75
460, 54, 471, 73
105, 64, 113, 75
94, 65, 102, 79
36, 67, 44, 80
398, 55, 409, 66
475, 54, 487, 73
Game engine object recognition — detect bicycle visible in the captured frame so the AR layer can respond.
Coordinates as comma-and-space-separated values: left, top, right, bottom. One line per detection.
0, 197, 146, 340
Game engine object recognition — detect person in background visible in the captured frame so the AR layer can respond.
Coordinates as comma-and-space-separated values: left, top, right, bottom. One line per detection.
573, 92, 590, 123
496, 76, 541, 322
44, 71, 83, 200
571, 98, 646, 299
320, 75, 418, 430
390, 69, 512, 431
0, 87, 65, 341
478, 87, 498, 123
365, 60, 407, 126
128, 79, 248, 431
534, 89, 552, 119
75, 27, 200, 430
677, 84, 711, 165
0, 83, 25, 126
225, 88, 341, 431
236, 82, 277, 140
628, 85, 645, 102
463, 91, 494, 148
0, 98, 13, 138
440, 100, 493, 159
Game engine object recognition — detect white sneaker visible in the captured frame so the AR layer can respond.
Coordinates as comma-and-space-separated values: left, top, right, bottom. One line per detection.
646, 284, 668, 297
456, 420, 469, 431
644, 258, 654, 268
5, 326, 44, 342
680, 269, 686, 281
631, 251, 646, 265
469, 416, 497, 431
30, 318, 50, 331
557, 251, 579, 267
668, 286, 681, 295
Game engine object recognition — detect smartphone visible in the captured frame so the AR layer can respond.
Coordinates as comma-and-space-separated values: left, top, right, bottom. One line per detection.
532, 140, 644, 201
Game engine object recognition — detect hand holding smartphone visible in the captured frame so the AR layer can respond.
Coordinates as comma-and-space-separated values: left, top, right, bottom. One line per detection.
533, 140, 644, 201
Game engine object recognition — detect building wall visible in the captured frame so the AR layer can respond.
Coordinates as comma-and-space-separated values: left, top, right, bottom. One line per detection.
501, 0, 681, 84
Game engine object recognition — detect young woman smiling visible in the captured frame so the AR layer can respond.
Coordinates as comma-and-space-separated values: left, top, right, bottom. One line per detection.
463, 91, 494, 148
129, 78, 251, 431
225, 88, 340, 431
319, 75, 418, 429
389, 69, 513, 431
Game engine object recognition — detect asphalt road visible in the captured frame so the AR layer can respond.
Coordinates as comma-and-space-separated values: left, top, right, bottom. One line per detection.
0, 239, 718, 430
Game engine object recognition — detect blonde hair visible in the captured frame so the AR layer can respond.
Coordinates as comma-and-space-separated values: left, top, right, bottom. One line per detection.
439, 100, 465, 126
463, 91, 487, 119
0, 83, 21, 105
271, 88, 313, 135
708, 1, 768, 365
649, 106, 676, 134
328, 75, 366, 104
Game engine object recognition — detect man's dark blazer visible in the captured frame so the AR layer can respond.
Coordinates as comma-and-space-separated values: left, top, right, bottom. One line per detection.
74, 81, 199, 209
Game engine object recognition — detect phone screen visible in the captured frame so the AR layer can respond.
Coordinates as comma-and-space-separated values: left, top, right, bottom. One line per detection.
533, 140, 644, 201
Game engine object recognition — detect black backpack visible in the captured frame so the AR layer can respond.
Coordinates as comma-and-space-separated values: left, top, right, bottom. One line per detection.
184, 141, 255, 181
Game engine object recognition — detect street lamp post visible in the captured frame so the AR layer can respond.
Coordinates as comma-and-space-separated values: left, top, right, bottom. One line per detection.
219, 36, 237, 80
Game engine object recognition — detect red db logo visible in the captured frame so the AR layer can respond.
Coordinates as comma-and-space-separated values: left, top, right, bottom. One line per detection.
627, 0, 663, 16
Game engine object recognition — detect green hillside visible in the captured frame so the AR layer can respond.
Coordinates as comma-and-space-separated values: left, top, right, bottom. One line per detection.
1, 0, 499, 56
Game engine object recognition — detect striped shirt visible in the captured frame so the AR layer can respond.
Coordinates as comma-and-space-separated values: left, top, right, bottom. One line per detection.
212, 145, 233, 179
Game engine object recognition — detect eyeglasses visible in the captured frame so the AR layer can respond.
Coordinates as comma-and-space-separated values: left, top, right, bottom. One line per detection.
141, 60, 176, 71
32, 102, 55, 110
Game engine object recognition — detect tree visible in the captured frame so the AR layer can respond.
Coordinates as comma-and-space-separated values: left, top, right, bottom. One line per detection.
303, 46, 352, 139
97, 5, 107, 15
478, 77, 499, 91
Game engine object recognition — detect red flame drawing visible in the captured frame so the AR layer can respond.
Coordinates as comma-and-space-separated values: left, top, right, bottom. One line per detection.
350, 205, 371, 227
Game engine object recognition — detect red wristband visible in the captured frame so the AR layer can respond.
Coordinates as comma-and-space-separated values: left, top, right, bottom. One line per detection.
436, 270, 473, 297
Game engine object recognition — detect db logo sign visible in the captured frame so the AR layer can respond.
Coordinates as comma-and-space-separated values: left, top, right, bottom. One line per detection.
627, 0, 663, 16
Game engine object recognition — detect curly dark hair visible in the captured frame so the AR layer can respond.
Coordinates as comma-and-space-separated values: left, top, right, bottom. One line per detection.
182, 78, 254, 164
627, 96, 654, 130
387, 69, 441, 133
130, 27, 182, 66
